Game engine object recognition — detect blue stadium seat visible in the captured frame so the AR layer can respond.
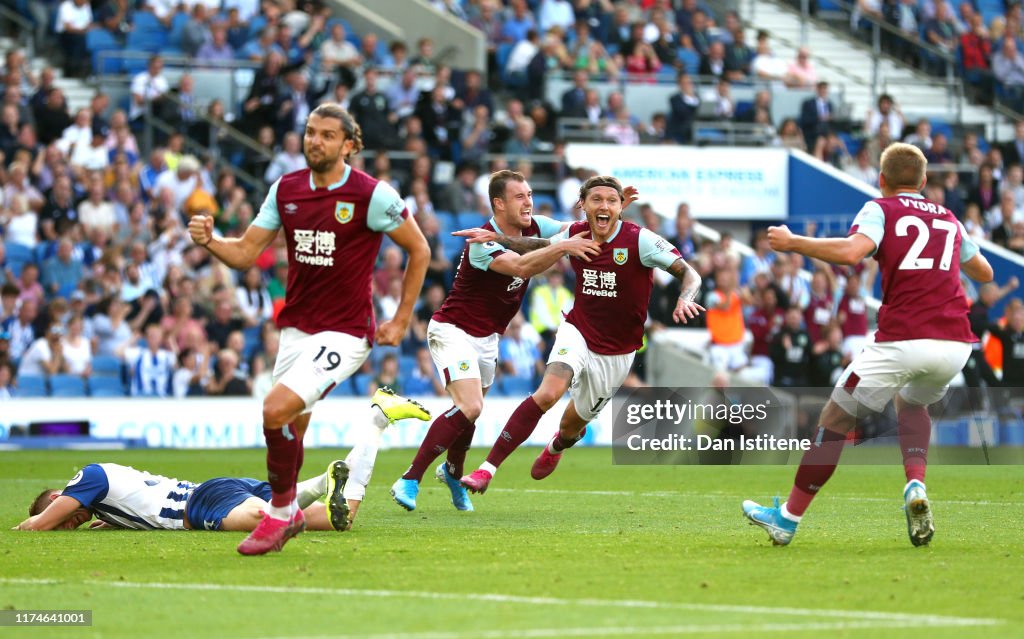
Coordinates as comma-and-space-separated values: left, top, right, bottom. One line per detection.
13, 375, 47, 397
351, 373, 372, 396
89, 376, 127, 397
50, 374, 87, 397
677, 49, 700, 76
442, 233, 467, 260
242, 325, 263, 360
532, 193, 559, 215
127, 11, 168, 53
167, 11, 189, 47
403, 375, 435, 397
86, 29, 121, 75
4, 242, 34, 278
91, 354, 123, 377
328, 378, 357, 397
398, 355, 417, 378
457, 211, 487, 231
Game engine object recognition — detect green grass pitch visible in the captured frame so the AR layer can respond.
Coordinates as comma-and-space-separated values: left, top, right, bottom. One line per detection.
1, 448, 1022, 639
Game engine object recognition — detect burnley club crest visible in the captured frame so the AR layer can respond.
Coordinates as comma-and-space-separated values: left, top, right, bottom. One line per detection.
335, 201, 355, 224
613, 248, 628, 265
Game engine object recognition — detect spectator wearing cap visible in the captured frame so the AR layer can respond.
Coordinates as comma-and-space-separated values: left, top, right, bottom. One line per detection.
41, 239, 84, 300
153, 154, 200, 211
17, 322, 67, 376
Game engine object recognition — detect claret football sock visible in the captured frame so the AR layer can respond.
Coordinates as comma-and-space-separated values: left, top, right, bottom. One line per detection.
265, 424, 299, 509
898, 405, 931, 483
550, 428, 585, 453
786, 425, 847, 517
402, 407, 473, 482
485, 396, 545, 468
445, 423, 476, 479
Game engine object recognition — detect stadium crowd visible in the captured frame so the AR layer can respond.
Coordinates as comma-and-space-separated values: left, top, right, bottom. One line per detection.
0, 0, 1022, 399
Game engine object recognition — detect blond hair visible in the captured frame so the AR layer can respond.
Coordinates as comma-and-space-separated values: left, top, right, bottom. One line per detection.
880, 142, 927, 191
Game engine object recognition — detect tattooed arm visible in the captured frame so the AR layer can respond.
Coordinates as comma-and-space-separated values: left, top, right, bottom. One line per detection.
452, 228, 552, 255
666, 258, 705, 324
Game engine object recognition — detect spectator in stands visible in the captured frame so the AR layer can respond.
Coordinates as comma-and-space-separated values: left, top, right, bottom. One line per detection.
472, 0, 505, 83
845, 145, 879, 186
61, 311, 92, 377
5, 297, 37, 360
205, 348, 251, 396
815, 131, 851, 169
370, 352, 401, 395
798, 81, 833, 149
196, 22, 236, 65
539, 0, 575, 34
4, 162, 45, 214
404, 346, 444, 397
993, 37, 1024, 112
837, 271, 869, 358
39, 175, 78, 241
349, 68, 397, 150
865, 93, 905, 139
529, 268, 572, 354
961, 12, 994, 101
804, 269, 835, 347
903, 118, 933, 151
206, 299, 244, 349
926, 132, 953, 163
713, 78, 734, 120
751, 30, 788, 82
0, 285, 17, 325
241, 52, 287, 135
18, 322, 66, 377
770, 306, 810, 387
181, 4, 212, 58
706, 264, 748, 373
667, 72, 699, 144
129, 55, 170, 130
122, 323, 174, 397
263, 132, 306, 184
40, 238, 83, 300
725, 27, 753, 80
741, 230, 775, 286
500, 312, 543, 384
161, 296, 206, 351
502, 0, 537, 44
54, 0, 92, 78
624, 40, 662, 77
885, 0, 922, 65
0, 359, 12, 398
416, 84, 462, 160
699, 40, 728, 80
34, 88, 72, 147
777, 117, 807, 152
785, 47, 818, 88
865, 119, 893, 167
923, 1, 958, 74
236, 266, 273, 327
810, 324, 845, 386
1001, 120, 1024, 167
154, 154, 200, 211
747, 286, 785, 385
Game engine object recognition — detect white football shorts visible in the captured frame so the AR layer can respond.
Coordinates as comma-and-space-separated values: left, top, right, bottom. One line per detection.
547, 320, 634, 421
832, 338, 972, 415
426, 319, 499, 389
273, 327, 371, 412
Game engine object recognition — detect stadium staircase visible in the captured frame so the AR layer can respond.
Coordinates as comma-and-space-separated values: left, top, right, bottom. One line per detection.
0, 35, 93, 112
739, 0, 998, 133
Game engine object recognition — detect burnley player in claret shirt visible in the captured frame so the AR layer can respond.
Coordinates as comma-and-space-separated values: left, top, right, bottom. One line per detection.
743, 143, 994, 547
189, 103, 431, 555
460, 175, 705, 494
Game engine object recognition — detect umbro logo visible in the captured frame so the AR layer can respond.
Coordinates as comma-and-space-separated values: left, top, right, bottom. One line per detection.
284, 203, 298, 214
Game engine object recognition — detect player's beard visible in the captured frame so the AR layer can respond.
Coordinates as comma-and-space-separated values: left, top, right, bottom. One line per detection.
305, 148, 340, 174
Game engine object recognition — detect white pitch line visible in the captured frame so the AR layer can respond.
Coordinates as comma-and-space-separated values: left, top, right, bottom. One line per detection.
0, 578, 1000, 628
488, 487, 1024, 506
253, 619, 986, 639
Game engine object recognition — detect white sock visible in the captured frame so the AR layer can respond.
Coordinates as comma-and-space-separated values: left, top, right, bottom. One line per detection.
372, 405, 390, 431
342, 421, 385, 501
297, 472, 328, 508
265, 502, 292, 521
546, 437, 561, 455
479, 461, 497, 476
780, 503, 802, 523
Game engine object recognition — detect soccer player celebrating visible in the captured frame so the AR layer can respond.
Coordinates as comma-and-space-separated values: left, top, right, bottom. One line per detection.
389, 170, 602, 512
459, 175, 704, 493
188, 103, 430, 555
742, 142, 994, 546
16, 461, 352, 532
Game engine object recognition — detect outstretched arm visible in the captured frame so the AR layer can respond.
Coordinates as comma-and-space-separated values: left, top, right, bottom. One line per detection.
488, 232, 601, 279
453, 228, 553, 254
767, 224, 876, 266
666, 258, 705, 324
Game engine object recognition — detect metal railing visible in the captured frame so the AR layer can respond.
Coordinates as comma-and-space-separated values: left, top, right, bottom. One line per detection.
0, 3, 35, 58
740, 0, 963, 121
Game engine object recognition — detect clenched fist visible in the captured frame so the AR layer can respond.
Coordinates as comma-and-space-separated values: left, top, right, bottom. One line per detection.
189, 215, 214, 247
